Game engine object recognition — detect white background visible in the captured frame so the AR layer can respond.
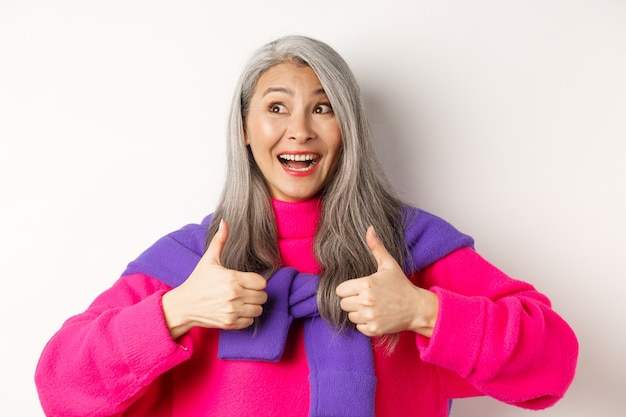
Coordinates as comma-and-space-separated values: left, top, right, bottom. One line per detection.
1, 0, 625, 415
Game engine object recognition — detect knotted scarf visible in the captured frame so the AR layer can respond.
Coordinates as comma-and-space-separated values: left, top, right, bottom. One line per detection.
123, 207, 473, 417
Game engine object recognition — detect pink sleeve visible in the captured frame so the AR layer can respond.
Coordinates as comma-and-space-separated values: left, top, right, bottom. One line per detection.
35, 273, 194, 417
415, 248, 578, 409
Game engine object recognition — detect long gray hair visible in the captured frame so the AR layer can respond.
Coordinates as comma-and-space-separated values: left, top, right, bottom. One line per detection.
208, 35, 410, 331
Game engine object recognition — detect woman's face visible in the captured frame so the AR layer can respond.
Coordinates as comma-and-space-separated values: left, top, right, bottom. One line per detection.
245, 62, 343, 202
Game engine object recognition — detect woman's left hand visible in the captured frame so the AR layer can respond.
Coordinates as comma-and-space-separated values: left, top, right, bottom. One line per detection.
336, 227, 439, 338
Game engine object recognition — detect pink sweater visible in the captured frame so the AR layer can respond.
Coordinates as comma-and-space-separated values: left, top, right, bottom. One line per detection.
35, 199, 578, 416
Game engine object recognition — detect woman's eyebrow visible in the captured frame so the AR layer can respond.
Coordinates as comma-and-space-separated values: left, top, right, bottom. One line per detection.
262, 87, 327, 97
263, 86, 292, 97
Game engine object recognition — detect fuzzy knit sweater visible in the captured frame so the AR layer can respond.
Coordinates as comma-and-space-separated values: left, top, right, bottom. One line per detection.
35, 199, 578, 416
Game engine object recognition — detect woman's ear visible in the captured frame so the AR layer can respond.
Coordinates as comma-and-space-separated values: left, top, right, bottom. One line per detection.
243, 121, 250, 145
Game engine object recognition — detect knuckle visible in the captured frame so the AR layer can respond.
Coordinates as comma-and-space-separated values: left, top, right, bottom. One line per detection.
234, 318, 254, 329
223, 323, 242, 330
222, 314, 251, 330
361, 294, 376, 306
222, 322, 237, 330
223, 304, 238, 314
223, 286, 241, 301
357, 324, 372, 336
356, 320, 381, 336
222, 318, 238, 330
367, 323, 381, 335
362, 310, 376, 322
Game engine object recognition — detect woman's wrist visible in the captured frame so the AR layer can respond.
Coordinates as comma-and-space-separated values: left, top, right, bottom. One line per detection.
162, 289, 194, 340
409, 287, 439, 338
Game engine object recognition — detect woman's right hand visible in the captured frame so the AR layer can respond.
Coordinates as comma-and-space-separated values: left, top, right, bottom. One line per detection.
161, 219, 268, 340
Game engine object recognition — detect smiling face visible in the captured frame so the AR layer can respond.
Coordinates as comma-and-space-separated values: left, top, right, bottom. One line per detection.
244, 62, 343, 202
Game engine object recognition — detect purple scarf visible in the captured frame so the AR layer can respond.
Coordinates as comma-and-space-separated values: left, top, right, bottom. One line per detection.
123, 207, 473, 417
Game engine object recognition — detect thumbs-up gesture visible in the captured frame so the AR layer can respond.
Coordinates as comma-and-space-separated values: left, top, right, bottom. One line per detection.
162, 219, 268, 340
336, 227, 439, 338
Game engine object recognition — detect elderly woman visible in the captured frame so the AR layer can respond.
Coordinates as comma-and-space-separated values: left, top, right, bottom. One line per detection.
35, 35, 578, 417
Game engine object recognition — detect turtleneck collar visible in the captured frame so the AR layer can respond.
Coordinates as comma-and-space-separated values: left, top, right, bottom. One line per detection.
271, 197, 321, 240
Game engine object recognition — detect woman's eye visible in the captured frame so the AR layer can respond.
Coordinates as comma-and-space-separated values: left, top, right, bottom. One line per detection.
269, 103, 287, 113
314, 104, 333, 114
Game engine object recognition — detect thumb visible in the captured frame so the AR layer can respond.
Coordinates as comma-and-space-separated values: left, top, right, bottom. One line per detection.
203, 219, 228, 265
366, 226, 395, 271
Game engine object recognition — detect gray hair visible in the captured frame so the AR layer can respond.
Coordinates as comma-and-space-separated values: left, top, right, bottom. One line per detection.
208, 35, 410, 332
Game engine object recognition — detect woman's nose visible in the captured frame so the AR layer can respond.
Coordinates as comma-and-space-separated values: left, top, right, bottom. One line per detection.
287, 112, 315, 143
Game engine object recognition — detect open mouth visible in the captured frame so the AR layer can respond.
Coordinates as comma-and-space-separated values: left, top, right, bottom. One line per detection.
278, 153, 319, 172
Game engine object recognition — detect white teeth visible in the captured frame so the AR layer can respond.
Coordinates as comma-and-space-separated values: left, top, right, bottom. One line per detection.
279, 154, 318, 161
278, 153, 319, 171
